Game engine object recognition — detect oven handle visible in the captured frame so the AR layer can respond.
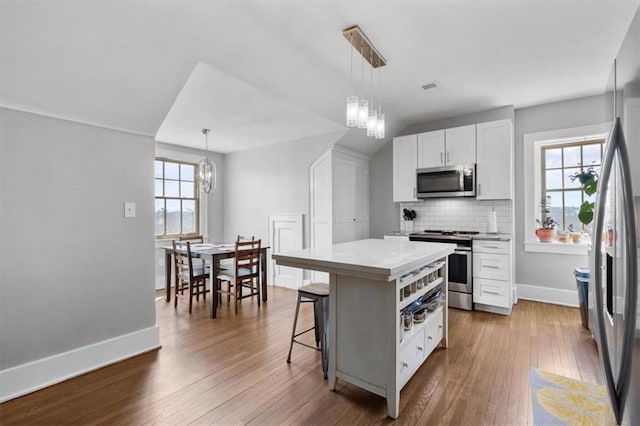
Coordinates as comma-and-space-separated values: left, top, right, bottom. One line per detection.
454, 247, 471, 253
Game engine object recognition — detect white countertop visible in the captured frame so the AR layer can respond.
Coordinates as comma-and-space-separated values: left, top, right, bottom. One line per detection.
273, 238, 456, 282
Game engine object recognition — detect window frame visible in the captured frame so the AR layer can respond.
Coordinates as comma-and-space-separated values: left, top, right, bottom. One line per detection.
523, 123, 610, 255
154, 156, 201, 240
540, 139, 605, 232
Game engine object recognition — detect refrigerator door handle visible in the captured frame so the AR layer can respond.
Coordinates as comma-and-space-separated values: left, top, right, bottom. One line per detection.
593, 117, 638, 424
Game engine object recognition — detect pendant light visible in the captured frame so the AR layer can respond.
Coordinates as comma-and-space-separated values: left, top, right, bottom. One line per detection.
342, 26, 386, 137
346, 33, 358, 127
357, 39, 368, 129
376, 66, 385, 139
198, 129, 217, 194
366, 53, 378, 137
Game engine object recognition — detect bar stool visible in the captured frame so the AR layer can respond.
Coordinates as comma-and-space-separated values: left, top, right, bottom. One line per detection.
286, 283, 329, 378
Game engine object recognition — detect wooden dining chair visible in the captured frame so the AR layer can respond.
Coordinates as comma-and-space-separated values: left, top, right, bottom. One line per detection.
216, 238, 261, 314
173, 240, 210, 314
219, 235, 255, 272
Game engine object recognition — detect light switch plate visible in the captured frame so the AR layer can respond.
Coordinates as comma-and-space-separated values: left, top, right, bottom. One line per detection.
124, 202, 136, 218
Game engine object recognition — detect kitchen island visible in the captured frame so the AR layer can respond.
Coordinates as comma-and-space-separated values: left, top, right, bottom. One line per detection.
272, 238, 455, 419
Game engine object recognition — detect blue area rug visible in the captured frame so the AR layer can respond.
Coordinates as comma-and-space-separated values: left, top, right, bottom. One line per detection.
529, 369, 616, 425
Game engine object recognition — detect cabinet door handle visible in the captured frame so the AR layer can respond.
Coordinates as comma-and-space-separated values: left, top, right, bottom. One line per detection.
427, 336, 433, 341
482, 245, 500, 249
417, 346, 424, 352
484, 265, 500, 269
440, 152, 443, 164
484, 291, 500, 296
413, 187, 416, 199
478, 183, 481, 196
401, 362, 409, 368
446, 151, 450, 163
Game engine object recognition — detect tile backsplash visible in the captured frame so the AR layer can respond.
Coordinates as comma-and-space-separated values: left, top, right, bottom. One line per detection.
400, 199, 513, 234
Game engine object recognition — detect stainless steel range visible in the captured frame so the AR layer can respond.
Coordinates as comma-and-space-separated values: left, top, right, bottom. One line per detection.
409, 230, 478, 310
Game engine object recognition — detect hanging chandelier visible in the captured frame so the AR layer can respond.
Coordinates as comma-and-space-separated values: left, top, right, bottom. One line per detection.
198, 129, 217, 194
343, 26, 386, 139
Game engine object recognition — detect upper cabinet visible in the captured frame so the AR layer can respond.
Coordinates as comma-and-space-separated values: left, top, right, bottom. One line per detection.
444, 125, 476, 165
417, 125, 476, 168
393, 134, 418, 202
416, 130, 445, 168
476, 119, 513, 200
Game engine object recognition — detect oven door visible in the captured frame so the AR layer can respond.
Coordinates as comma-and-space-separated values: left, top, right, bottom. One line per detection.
448, 249, 472, 293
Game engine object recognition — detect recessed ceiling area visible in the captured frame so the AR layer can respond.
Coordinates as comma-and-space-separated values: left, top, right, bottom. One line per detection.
1, 2, 639, 156
155, 62, 346, 153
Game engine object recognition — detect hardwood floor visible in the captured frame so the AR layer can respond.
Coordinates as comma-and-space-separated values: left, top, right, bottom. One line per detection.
0, 287, 602, 425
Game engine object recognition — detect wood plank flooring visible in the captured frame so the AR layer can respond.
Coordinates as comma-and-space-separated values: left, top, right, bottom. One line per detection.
0, 287, 602, 425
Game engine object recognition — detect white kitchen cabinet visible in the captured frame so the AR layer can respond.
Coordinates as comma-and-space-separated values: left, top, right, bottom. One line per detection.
473, 240, 512, 312
416, 125, 475, 170
445, 124, 476, 165
476, 119, 513, 200
417, 130, 445, 168
310, 147, 369, 282
393, 135, 418, 202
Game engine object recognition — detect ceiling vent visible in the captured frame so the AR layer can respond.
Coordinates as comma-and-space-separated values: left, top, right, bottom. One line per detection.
421, 81, 441, 92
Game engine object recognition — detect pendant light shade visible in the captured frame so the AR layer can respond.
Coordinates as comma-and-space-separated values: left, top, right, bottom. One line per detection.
346, 95, 359, 127
357, 98, 369, 129
375, 112, 385, 139
198, 129, 217, 194
367, 109, 378, 137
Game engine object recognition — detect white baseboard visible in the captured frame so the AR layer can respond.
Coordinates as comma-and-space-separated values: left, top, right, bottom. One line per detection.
0, 325, 160, 403
516, 283, 579, 307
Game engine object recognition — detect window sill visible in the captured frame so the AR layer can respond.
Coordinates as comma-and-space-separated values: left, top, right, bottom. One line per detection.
523, 240, 589, 255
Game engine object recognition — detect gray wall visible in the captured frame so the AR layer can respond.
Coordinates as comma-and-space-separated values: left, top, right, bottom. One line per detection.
514, 95, 607, 290
0, 108, 157, 369
369, 106, 515, 237
223, 131, 343, 247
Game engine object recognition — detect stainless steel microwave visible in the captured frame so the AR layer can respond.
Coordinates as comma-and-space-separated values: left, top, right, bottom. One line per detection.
416, 164, 476, 198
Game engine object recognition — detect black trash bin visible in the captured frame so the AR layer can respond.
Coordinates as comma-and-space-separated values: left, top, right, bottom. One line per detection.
574, 267, 590, 329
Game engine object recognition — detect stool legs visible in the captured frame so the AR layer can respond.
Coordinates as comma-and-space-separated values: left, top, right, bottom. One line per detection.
318, 296, 329, 379
286, 291, 329, 379
287, 292, 302, 363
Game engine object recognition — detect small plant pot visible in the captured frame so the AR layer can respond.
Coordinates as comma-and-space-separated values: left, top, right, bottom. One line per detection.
536, 228, 555, 242
571, 232, 582, 244
557, 234, 570, 243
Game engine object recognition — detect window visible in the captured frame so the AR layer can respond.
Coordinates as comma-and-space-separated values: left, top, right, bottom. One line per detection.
523, 122, 610, 255
155, 158, 199, 238
541, 139, 604, 232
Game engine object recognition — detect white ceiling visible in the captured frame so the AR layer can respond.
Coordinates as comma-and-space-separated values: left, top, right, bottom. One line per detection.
1, 1, 638, 157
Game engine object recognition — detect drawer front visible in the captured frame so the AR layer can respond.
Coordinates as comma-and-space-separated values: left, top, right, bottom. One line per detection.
423, 309, 444, 356
473, 253, 509, 281
473, 240, 509, 254
398, 328, 426, 388
473, 277, 510, 307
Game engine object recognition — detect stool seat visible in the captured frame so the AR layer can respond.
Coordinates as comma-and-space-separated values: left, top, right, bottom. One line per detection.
287, 283, 329, 378
298, 283, 329, 297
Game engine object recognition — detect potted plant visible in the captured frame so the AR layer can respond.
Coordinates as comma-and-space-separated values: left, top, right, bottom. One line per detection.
569, 164, 599, 241
557, 229, 570, 243
536, 195, 558, 242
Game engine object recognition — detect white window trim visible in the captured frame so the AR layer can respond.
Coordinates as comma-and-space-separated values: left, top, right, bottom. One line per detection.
523, 123, 611, 255
154, 147, 208, 246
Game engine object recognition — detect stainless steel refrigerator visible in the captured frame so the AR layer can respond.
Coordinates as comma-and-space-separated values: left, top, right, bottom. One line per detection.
588, 5, 640, 425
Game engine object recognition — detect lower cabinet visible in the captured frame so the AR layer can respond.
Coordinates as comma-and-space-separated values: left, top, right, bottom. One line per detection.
473, 240, 512, 311
398, 307, 444, 389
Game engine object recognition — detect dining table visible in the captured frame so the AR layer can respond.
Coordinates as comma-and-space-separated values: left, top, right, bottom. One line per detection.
163, 243, 270, 318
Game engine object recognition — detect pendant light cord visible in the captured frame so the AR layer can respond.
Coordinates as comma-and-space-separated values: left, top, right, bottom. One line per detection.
349, 33, 354, 96
360, 40, 364, 99
378, 67, 382, 112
